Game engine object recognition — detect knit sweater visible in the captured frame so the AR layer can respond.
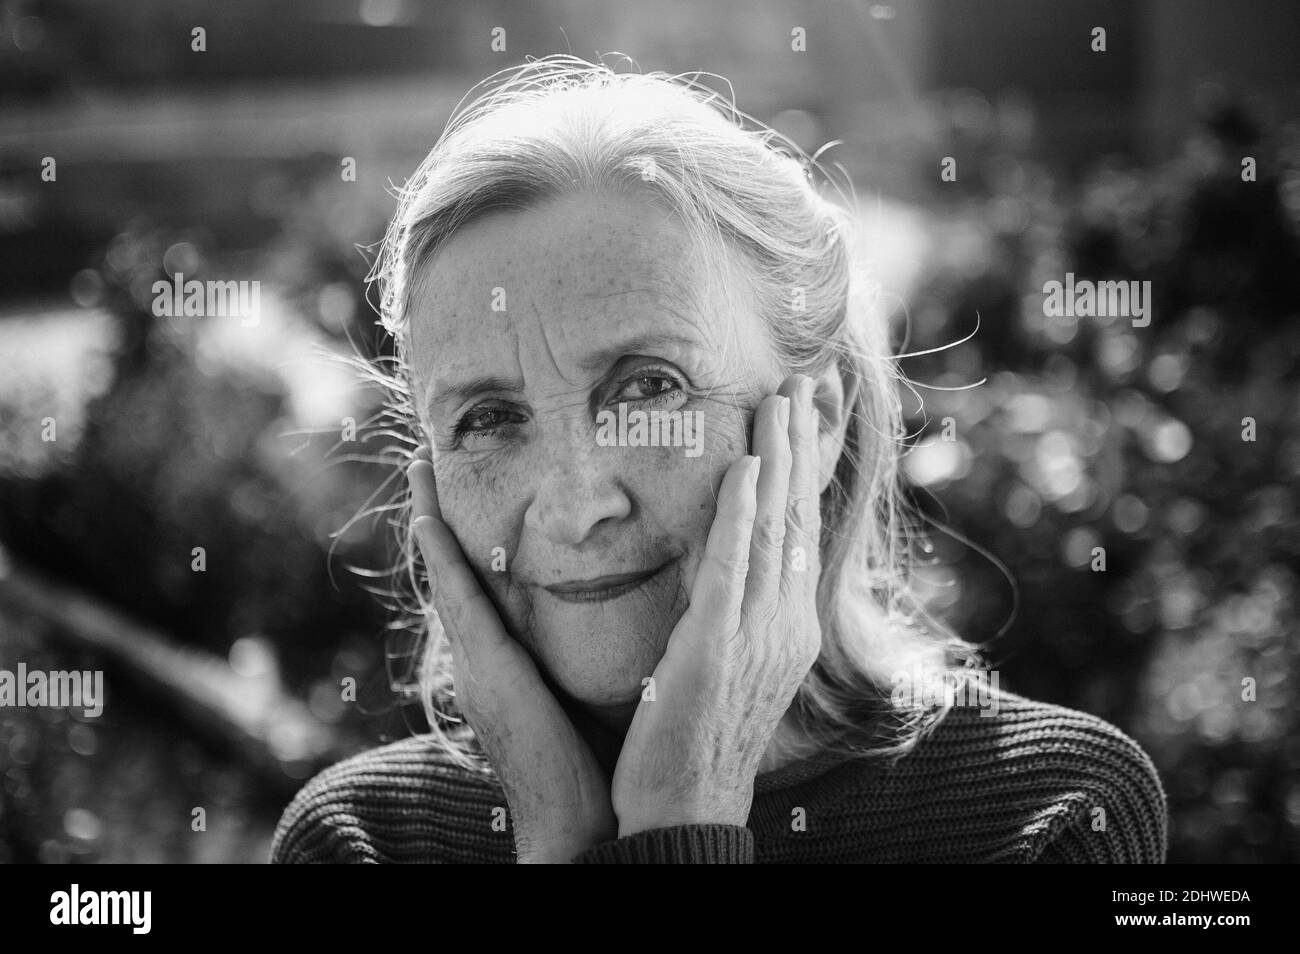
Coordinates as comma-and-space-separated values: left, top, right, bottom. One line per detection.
271, 688, 1168, 863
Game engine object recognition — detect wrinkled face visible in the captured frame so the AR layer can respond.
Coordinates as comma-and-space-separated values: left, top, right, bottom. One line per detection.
408, 189, 781, 724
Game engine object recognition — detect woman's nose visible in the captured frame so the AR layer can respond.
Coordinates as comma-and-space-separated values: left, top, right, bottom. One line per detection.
523, 428, 632, 546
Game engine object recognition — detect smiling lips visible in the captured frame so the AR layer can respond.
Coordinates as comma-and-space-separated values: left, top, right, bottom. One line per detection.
543, 563, 669, 603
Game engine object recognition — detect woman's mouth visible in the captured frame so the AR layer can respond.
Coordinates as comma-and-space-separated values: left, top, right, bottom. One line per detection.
543, 562, 671, 603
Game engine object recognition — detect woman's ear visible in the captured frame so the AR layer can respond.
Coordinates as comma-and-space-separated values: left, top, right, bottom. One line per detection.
811, 356, 857, 494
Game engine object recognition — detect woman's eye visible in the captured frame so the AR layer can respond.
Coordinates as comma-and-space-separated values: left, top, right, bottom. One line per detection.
448, 370, 684, 445
615, 371, 684, 405
453, 405, 522, 439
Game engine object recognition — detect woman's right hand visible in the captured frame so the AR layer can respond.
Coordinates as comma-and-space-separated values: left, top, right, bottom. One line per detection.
407, 449, 617, 863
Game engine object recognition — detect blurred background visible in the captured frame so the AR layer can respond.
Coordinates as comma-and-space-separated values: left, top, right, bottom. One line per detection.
1, 0, 1297, 863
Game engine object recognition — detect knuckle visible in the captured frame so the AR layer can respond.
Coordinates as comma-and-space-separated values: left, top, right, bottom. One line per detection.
766, 433, 792, 470
742, 600, 779, 634
788, 494, 817, 536
438, 589, 488, 632
703, 549, 750, 582
751, 514, 785, 557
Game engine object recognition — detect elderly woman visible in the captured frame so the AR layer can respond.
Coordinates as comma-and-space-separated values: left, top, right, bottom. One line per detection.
272, 56, 1167, 864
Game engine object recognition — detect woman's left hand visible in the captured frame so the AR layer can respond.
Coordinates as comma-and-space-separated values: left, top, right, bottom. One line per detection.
610, 374, 824, 833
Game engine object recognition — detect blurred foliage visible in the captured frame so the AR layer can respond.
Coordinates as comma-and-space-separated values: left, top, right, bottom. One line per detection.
901, 93, 1300, 862
0, 618, 277, 863
0, 156, 421, 862
2, 226, 385, 695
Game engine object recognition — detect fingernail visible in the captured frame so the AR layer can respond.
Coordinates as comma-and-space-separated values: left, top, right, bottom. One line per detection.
748, 455, 762, 486
777, 395, 791, 429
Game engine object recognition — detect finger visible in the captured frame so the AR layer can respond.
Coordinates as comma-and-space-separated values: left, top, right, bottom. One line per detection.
780, 375, 822, 596
412, 512, 553, 723
407, 458, 443, 522
406, 461, 507, 659
686, 454, 761, 635
412, 516, 498, 643
743, 394, 792, 617
405, 457, 596, 809
414, 506, 584, 798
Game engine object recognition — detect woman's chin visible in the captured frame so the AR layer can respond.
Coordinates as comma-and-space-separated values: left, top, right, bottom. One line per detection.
523, 624, 674, 717
543, 669, 648, 729
557, 675, 646, 712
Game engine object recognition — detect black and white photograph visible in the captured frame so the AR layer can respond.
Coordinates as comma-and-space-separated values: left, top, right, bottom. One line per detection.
0, 0, 1296, 903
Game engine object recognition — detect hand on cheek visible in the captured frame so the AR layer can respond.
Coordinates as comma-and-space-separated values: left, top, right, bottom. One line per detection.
610, 374, 824, 833
407, 449, 618, 862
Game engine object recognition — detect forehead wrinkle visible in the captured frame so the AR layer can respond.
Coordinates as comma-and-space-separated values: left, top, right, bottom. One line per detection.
524, 300, 581, 394
569, 292, 708, 369
494, 267, 708, 398
561, 251, 724, 368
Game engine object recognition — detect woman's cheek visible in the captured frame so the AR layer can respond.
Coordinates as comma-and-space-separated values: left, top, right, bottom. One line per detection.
633, 399, 753, 589
432, 453, 521, 571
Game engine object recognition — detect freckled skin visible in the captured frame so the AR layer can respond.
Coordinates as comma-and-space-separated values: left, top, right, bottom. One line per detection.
408, 189, 780, 729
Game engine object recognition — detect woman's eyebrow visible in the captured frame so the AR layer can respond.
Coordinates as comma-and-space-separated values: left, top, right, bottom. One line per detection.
576, 330, 701, 373
427, 374, 523, 416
